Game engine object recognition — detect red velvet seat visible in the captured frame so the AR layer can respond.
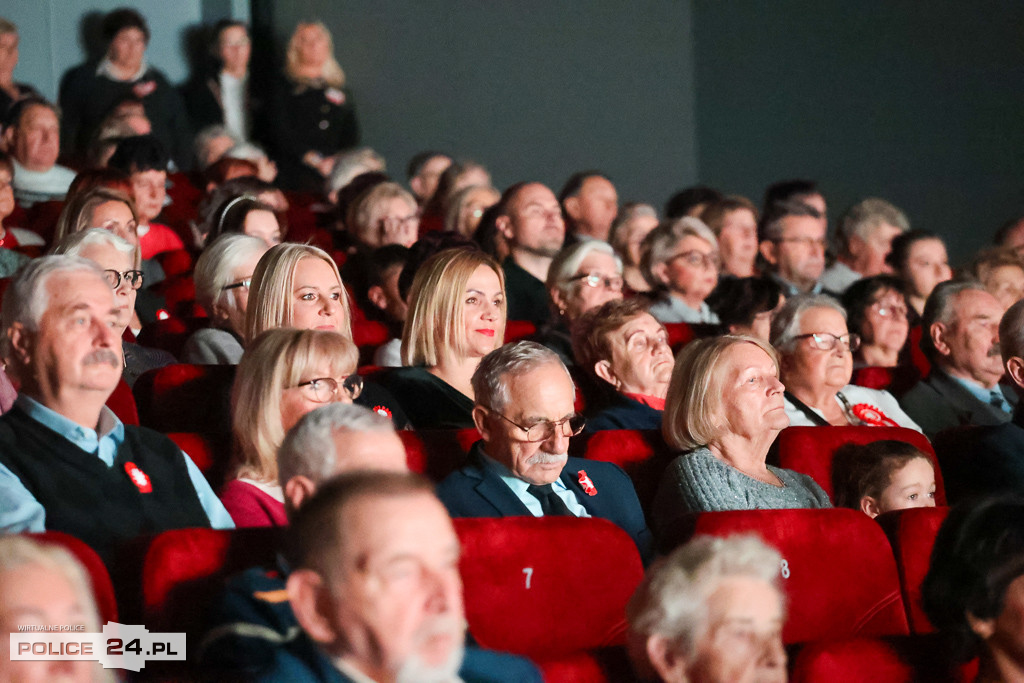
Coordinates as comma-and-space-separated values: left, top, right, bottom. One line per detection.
774, 425, 945, 505
106, 377, 139, 426
136, 316, 212, 359
133, 364, 235, 437
455, 516, 643, 680
32, 530, 119, 625
908, 325, 930, 378
166, 432, 222, 481
571, 429, 673, 517
682, 508, 910, 644
876, 506, 950, 634
155, 249, 194, 278
850, 365, 921, 397
504, 319, 537, 343
399, 428, 479, 482
791, 635, 976, 683
154, 276, 201, 319
663, 322, 696, 351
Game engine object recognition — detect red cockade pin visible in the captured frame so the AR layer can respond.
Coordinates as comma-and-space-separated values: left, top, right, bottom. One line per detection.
578, 470, 597, 496
852, 403, 899, 428
124, 462, 152, 494
373, 405, 392, 419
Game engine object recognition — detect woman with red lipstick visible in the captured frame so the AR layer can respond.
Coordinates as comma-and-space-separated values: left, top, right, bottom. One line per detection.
376, 248, 506, 429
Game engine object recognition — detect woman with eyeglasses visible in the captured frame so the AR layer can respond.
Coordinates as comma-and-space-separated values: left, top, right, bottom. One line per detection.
182, 234, 269, 364
652, 335, 830, 529
641, 217, 721, 324
224, 328, 361, 527
841, 275, 912, 369
535, 240, 624, 367
376, 247, 505, 429
245, 242, 409, 428
52, 228, 175, 387
771, 294, 921, 429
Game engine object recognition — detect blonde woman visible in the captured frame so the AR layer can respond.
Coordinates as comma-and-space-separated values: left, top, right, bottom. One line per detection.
376, 248, 505, 429
267, 21, 358, 191
245, 242, 408, 426
222, 328, 360, 527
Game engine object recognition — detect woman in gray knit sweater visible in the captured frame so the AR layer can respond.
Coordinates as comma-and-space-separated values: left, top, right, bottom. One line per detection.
652, 335, 830, 535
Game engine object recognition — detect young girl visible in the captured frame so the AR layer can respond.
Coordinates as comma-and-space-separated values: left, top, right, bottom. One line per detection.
832, 440, 937, 518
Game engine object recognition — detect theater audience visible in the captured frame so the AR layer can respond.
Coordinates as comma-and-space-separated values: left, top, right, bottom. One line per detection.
643, 217, 721, 324
841, 275, 911, 368
922, 496, 1024, 683
700, 195, 760, 279
107, 135, 186, 260
324, 146, 385, 204
344, 181, 419, 249
0, 18, 40, 126
497, 181, 566, 327
267, 21, 358, 191
53, 186, 138, 246
0, 153, 36, 273
831, 440, 936, 518
886, 229, 952, 319
706, 276, 784, 342
204, 193, 284, 247
437, 341, 653, 562
194, 175, 288, 247
59, 8, 191, 168
352, 244, 410, 367
421, 159, 491, 230
609, 202, 659, 293
183, 233, 268, 364
665, 185, 722, 219
245, 242, 409, 426
762, 178, 828, 228
572, 298, 674, 431
52, 228, 175, 386
0, 256, 232, 560
3, 97, 75, 206
968, 247, 1024, 312
182, 20, 258, 142
758, 199, 827, 297
224, 328, 360, 527
899, 281, 1015, 438
406, 150, 452, 206
445, 183, 501, 238
0, 535, 113, 683
377, 248, 504, 429
627, 534, 786, 683
772, 294, 920, 429
653, 335, 830, 527
559, 170, 619, 242
821, 198, 908, 294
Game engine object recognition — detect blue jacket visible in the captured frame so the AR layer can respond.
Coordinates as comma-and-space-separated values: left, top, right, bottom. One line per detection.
585, 393, 663, 432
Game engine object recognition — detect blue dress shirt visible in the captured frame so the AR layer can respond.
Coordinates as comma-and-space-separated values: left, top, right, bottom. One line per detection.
479, 449, 590, 518
949, 375, 1012, 414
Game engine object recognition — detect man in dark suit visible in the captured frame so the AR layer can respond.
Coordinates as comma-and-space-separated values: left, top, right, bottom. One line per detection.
436, 341, 653, 564
936, 298, 1024, 500
899, 281, 1016, 439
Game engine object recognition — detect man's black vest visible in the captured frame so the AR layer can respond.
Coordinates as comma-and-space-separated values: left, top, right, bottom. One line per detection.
0, 407, 210, 562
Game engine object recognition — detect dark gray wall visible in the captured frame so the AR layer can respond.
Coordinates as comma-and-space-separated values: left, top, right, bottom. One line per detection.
692, 1, 1024, 263
256, 1, 698, 208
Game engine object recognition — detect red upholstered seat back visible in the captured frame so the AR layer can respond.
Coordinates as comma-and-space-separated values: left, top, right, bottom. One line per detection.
133, 363, 235, 436
504, 319, 537, 343
663, 322, 695, 351
399, 429, 478, 482
572, 429, 673, 516
877, 506, 950, 634
791, 635, 976, 683
136, 317, 212, 358
106, 378, 139, 425
166, 432, 220, 479
850, 366, 895, 390
454, 516, 644, 660
154, 276, 201, 319
774, 426, 945, 505
688, 508, 910, 643
32, 530, 119, 625
156, 249, 194, 278
908, 325, 931, 378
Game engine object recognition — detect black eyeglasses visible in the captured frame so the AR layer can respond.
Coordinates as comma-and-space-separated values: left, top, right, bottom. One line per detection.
222, 278, 252, 292
295, 375, 364, 403
484, 407, 586, 443
103, 269, 144, 290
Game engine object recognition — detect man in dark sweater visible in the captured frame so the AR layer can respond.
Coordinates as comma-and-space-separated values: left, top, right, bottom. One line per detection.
0, 256, 231, 561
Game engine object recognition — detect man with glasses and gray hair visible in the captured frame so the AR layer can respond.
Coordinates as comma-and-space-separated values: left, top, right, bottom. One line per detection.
758, 199, 828, 297
436, 340, 653, 563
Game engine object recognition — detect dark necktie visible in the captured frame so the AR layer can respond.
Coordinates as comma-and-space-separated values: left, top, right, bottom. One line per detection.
526, 484, 574, 517
990, 390, 1009, 413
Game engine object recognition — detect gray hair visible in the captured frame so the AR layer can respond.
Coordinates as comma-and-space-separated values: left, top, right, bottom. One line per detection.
609, 202, 658, 257
641, 217, 718, 289
472, 341, 573, 413
1000, 299, 1024, 366
277, 403, 395, 489
770, 293, 847, 352
545, 239, 623, 293
194, 233, 268, 316
325, 147, 386, 197
0, 255, 107, 364
193, 124, 239, 170
224, 141, 269, 163
627, 534, 783, 661
53, 227, 139, 269
836, 198, 909, 254
921, 280, 989, 363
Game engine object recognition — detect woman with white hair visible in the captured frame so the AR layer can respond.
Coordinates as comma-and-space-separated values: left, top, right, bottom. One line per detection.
771, 294, 920, 430
182, 234, 269, 364
266, 21, 359, 191
627, 534, 787, 683
534, 239, 624, 366
642, 217, 722, 324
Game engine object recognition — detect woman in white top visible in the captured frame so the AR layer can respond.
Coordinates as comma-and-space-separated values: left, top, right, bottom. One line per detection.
771, 294, 921, 431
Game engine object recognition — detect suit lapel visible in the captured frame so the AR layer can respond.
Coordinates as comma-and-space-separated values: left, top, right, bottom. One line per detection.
560, 461, 601, 517
931, 371, 1008, 424
466, 446, 533, 516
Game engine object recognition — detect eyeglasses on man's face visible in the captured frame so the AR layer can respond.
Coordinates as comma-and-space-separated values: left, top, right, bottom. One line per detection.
295, 374, 364, 403
485, 407, 586, 443
103, 269, 144, 290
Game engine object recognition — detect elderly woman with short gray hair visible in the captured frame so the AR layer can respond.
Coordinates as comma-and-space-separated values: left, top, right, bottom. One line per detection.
652, 335, 829, 531
642, 217, 721, 325
772, 293, 921, 430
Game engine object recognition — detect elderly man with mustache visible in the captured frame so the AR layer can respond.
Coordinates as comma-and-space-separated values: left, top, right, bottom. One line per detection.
900, 280, 1016, 439
437, 341, 653, 563
0, 256, 232, 561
